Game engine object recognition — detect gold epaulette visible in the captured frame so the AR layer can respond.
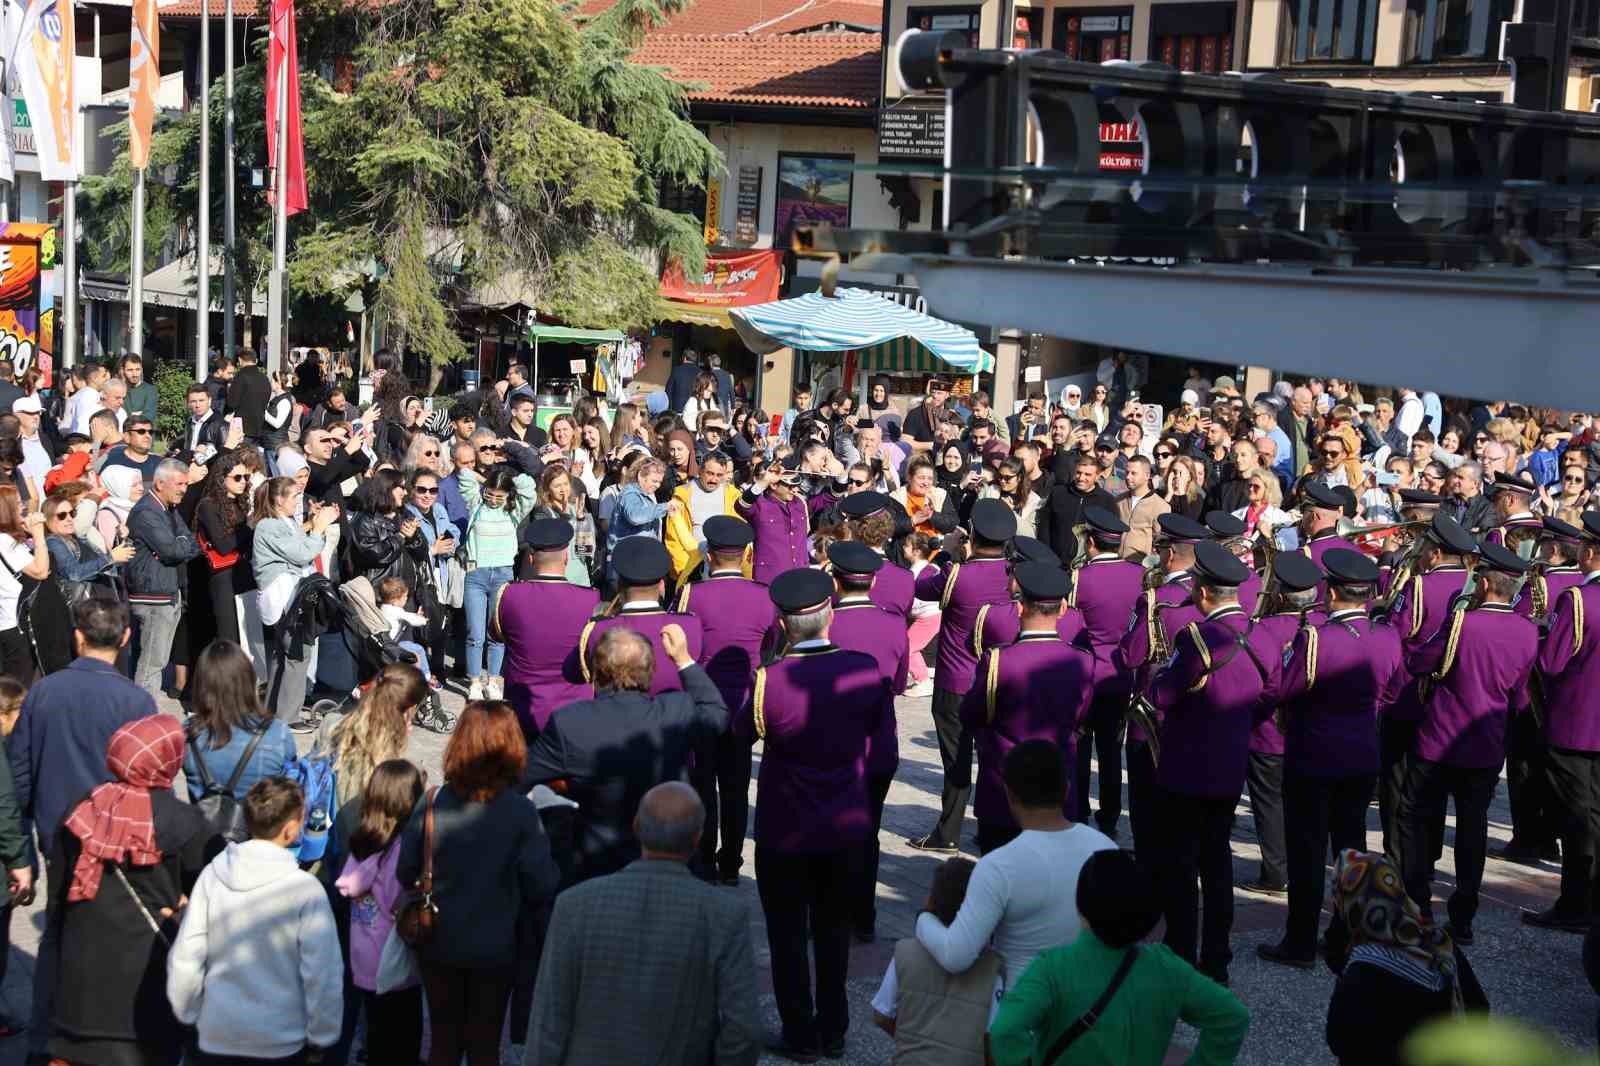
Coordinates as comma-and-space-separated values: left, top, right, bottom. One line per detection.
985, 649, 1002, 724
1183, 622, 1212, 693
752, 666, 768, 739
577, 619, 598, 683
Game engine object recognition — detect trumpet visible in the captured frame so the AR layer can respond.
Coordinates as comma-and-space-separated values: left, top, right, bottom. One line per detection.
1334, 517, 1431, 542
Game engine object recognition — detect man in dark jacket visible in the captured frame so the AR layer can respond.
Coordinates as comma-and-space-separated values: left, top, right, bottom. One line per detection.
304, 423, 373, 504
665, 351, 702, 415
202, 355, 235, 415
524, 624, 727, 886
8, 597, 154, 1059
1035, 451, 1116, 563
225, 348, 272, 445
125, 460, 202, 701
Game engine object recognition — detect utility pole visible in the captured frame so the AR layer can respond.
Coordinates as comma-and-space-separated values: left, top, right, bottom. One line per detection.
195, 0, 210, 378
222, 0, 236, 365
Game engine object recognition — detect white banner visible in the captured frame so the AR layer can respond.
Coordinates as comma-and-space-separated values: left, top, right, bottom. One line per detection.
6, 0, 78, 182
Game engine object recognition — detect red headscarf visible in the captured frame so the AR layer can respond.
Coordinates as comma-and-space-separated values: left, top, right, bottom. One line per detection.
63, 715, 187, 902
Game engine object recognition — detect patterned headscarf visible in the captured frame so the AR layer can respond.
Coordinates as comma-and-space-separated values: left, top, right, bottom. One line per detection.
1332, 849, 1457, 993
63, 715, 187, 902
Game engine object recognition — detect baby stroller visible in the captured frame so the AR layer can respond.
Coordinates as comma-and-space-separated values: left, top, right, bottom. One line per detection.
305, 575, 454, 734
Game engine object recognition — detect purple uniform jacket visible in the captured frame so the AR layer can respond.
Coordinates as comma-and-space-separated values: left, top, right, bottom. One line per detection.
683, 572, 780, 716
1237, 569, 1263, 616
1249, 610, 1327, 755
1387, 565, 1471, 723
1407, 604, 1538, 769
494, 578, 600, 735
960, 634, 1096, 829
1115, 574, 1200, 676
1274, 611, 1406, 777
914, 556, 1013, 695
731, 645, 889, 853
1515, 566, 1583, 621
1072, 555, 1145, 697
974, 600, 1087, 657
1149, 607, 1277, 798
735, 490, 810, 585
1303, 532, 1348, 600
869, 558, 916, 622
1537, 575, 1600, 751
583, 608, 705, 697
829, 600, 908, 776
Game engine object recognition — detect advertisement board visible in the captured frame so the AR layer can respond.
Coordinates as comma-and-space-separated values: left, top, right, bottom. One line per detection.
0, 223, 57, 386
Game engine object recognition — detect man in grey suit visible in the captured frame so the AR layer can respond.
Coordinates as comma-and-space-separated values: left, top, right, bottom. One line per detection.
525, 782, 761, 1065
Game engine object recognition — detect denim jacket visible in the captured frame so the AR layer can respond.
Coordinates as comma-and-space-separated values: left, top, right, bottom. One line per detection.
604, 484, 670, 561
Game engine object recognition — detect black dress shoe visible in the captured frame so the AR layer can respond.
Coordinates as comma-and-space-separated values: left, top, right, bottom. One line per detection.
821, 1037, 846, 1059
908, 834, 959, 853
1490, 841, 1544, 866
1240, 879, 1288, 896
1522, 907, 1592, 933
1256, 942, 1315, 969
764, 1039, 819, 1063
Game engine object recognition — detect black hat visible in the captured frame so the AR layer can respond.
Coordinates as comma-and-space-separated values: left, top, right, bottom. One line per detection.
1303, 481, 1344, 511
1084, 507, 1128, 542
1272, 552, 1324, 593
1542, 516, 1584, 544
970, 498, 1019, 544
1334, 485, 1359, 518
839, 491, 891, 520
1397, 488, 1443, 508
1014, 562, 1070, 603
1156, 513, 1209, 545
778, 453, 804, 473
1424, 514, 1477, 556
612, 537, 671, 586
1204, 510, 1247, 539
1322, 547, 1381, 587
1489, 471, 1536, 498
1580, 511, 1600, 544
521, 517, 574, 552
1477, 540, 1531, 575
769, 567, 835, 614
1094, 434, 1118, 452
826, 540, 883, 576
704, 515, 754, 551
1192, 540, 1252, 587
1010, 535, 1061, 566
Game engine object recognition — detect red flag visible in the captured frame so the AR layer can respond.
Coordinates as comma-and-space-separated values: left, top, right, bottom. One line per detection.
266, 0, 308, 215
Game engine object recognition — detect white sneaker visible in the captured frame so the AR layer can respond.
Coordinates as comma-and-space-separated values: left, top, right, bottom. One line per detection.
467, 677, 484, 701
488, 676, 505, 700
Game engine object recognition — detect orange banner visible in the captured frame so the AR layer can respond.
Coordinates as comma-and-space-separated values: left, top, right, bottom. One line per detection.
128, 0, 158, 169
659, 249, 784, 308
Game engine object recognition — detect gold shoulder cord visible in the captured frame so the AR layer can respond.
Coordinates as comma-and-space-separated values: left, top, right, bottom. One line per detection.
1143, 587, 1161, 663
577, 620, 597, 683
940, 564, 963, 611
752, 667, 768, 739
1532, 574, 1549, 622
973, 604, 993, 658
676, 583, 692, 614
1183, 622, 1213, 693
1408, 575, 1425, 638
1304, 625, 1320, 690
1422, 609, 1468, 699
1067, 561, 1082, 609
985, 649, 1003, 724
1572, 586, 1586, 658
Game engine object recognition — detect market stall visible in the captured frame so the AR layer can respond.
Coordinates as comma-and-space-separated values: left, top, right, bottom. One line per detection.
525, 323, 636, 428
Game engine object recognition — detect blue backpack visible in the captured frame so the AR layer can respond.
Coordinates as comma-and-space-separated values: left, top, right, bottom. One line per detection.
285, 751, 338, 863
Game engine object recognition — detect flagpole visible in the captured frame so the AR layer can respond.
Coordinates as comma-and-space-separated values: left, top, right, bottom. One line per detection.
266, 58, 286, 377
195, 0, 210, 379
222, 0, 236, 366
129, 167, 145, 357
62, 180, 76, 367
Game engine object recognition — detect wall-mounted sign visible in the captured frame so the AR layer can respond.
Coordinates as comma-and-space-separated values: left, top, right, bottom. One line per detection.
1098, 117, 1143, 171
703, 178, 721, 245
9, 98, 34, 156
735, 164, 762, 245
878, 103, 946, 162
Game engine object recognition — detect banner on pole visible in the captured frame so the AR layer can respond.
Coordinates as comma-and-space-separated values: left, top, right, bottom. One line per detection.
266, 0, 307, 215
7, 0, 78, 181
128, 0, 159, 169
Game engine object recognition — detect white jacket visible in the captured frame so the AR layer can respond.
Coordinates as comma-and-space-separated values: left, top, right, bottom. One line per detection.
167, 839, 344, 1058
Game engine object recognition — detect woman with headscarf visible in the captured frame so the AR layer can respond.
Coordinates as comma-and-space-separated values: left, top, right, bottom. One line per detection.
1323, 850, 1486, 1066
49, 715, 221, 1066
94, 466, 144, 557
935, 440, 979, 524
1059, 383, 1084, 421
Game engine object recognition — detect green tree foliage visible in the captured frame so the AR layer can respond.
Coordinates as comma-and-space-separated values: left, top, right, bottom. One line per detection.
82, 0, 719, 364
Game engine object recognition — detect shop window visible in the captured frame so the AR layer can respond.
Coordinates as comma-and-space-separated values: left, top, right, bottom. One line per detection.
907, 5, 982, 47
1283, 0, 1378, 61
1402, 0, 1516, 60
1012, 8, 1043, 47
1052, 8, 1133, 61
1150, 3, 1236, 70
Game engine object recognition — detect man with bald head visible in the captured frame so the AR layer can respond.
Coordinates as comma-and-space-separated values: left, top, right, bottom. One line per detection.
1278, 385, 1317, 477
526, 781, 762, 1064
524, 624, 728, 885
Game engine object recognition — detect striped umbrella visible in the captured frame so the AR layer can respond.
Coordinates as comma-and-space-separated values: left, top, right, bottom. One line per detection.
729, 287, 991, 374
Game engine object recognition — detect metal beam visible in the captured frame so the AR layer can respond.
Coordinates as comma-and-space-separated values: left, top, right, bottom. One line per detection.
888, 255, 1600, 409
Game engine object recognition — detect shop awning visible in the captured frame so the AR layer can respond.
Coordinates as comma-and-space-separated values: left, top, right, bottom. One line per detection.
854, 335, 995, 374
655, 299, 733, 329
525, 324, 626, 343
730, 287, 991, 373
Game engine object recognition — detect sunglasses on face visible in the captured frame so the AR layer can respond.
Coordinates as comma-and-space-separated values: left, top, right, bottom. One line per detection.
1322, 450, 1343, 459
849, 478, 871, 487
421, 450, 439, 458
50, 510, 71, 520
414, 485, 439, 495
1566, 475, 1585, 485
226, 473, 249, 483
1155, 451, 1173, 459
128, 428, 152, 436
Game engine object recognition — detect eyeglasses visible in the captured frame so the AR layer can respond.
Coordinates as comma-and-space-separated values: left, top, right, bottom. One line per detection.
414, 486, 439, 495
421, 450, 439, 457
1565, 475, 1586, 484
128, 428, 152, 436
999, 473, 1019, 482
50, 510, 71, 520
479, 446, 502, 453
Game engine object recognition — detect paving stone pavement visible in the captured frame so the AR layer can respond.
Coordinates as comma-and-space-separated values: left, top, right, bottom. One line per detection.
0, 681, 1592, 1065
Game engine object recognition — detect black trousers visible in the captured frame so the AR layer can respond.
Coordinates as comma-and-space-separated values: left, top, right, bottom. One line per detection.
977, 821, 1021, 855
1505, 711, 1559, 851
929, 686, 972, 847
1152, 787, 1237, 982
1378, 716, 1419, 860
0, 626, 32, 687
1400, 758, 1499, 929
756, 845, 858, 1049
1547, 746, 1600, 919
1282, 771, 1374, 956
1126, 737, 1157, 858
209, 567, 241, 647
1074, 694, 1125, 832
362, 986, 423, 1066
693, 729, 754, 879
1246, 752, 1288, 888
854, 774, 893, 933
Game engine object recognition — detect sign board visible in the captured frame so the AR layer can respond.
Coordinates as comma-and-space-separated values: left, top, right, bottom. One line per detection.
703, 178, 721, 244
1098, 117, 1144, 172
0, 223, 56, 387
1023, 364, 1042, 383
568, 359, 587, 374
735, 165, 761, 245
878, 103, 946, 162
1080, 15, 1124, 31
9, 98, 34, 157
659, 248, 785, 308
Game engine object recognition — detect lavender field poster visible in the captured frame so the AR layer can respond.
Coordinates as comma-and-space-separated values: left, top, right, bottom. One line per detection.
775, 154, 853, 247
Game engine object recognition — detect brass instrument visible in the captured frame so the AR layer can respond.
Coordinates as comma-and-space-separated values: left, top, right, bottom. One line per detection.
1124, 586, 1176, 765
1374, 522, 1436, 616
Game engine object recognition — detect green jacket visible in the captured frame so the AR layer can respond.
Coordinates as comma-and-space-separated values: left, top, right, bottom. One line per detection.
125, 380, 160, 426
989, 932, 1247, 1066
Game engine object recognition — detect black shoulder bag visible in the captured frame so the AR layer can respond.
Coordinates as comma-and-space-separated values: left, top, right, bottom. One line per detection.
189, 728, 269, 843
1042, 947, 1140, 1064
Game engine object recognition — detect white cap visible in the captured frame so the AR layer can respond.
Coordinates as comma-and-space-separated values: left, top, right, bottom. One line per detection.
11, 394, 41, 414
1181, 389, 1199, 406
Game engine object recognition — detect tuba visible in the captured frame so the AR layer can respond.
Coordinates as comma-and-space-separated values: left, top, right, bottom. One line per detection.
1125, 580, 1175, 765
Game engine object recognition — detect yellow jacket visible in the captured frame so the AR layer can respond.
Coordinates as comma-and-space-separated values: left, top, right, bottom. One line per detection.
664, 481, 743, 582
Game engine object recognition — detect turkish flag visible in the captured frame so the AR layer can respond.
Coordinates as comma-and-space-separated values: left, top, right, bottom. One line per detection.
267, 0, 308, 215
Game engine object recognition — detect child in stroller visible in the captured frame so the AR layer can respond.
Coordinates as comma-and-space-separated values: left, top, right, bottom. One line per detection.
307, 575, 455, 734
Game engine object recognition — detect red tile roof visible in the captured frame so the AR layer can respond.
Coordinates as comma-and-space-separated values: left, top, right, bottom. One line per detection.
161, 0, 260, 15
635, 32, 880, 109
579, 0, 879, 35
750, 1, 882, 34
